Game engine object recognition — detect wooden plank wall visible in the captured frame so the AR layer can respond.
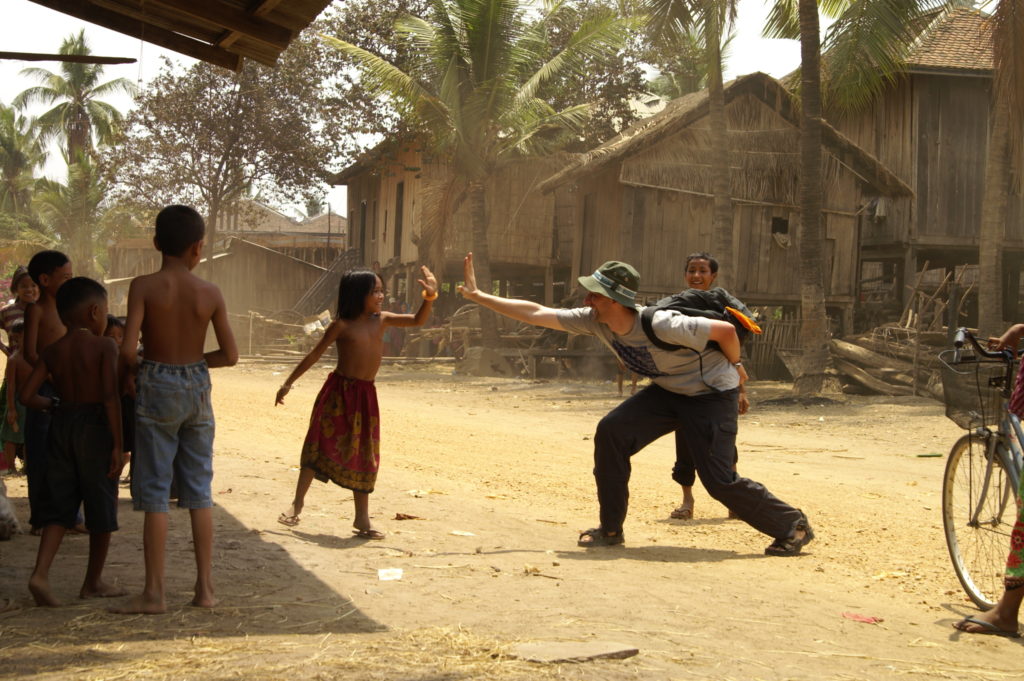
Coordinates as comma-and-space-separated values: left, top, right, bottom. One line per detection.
200, 243, 325, 316
915, 75, 990, 242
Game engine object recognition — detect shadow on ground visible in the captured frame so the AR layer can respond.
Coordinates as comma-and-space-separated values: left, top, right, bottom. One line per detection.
0, 486, 383, 679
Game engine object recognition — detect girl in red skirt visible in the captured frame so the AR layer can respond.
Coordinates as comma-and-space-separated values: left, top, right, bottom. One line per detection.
275, 266, 437, 539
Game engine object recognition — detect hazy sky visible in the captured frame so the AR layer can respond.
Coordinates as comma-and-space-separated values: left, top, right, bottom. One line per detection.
1, 0, 806, 218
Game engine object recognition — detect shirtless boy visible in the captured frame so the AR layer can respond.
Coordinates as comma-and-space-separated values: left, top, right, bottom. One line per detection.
21, 277, 125, 606
112, 205, 238, 615
22, 251, 72, 531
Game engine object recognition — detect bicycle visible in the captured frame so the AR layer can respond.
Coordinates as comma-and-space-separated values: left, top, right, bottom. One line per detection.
939, 328, 1024, 610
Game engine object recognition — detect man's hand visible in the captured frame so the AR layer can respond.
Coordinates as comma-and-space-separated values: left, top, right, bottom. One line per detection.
5, 409, 17, 428
457, 253, 479, 299
275, 384, 291, 406
418, 265, 438, 296
738, 387, 750, 416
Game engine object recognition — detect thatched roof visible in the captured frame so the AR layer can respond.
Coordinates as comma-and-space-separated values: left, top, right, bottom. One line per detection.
26, 0, 333, 71
538, 72, 913, 199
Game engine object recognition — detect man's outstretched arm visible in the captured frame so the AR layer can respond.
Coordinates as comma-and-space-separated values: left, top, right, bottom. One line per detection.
457, 253, 566, 331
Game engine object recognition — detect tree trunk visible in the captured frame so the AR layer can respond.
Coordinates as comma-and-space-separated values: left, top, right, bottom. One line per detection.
706, 10, 733, 287
468, 181, 501, 347
206, 196, 221, 282
977, 96, 1010, 336
794, 0, 840, 395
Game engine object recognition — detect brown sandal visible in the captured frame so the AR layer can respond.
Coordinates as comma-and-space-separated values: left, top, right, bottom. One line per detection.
670, 504, 693, 520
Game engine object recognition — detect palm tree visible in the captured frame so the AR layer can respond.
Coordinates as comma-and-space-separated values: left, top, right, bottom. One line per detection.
0, 102, 44, 215
977, 3, 1024, 334
324, 0, 633, 345
765, 0, 950, 393
33, 154, 106, 277
646, 26, 732, 99
14, 30, 135, 163
642, 0, 737, 287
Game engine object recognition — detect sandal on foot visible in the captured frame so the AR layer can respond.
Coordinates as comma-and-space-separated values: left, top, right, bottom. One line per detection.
670, 504, 693, 520
277, 513, 301, 527
353, 528, 385, 540
577, 527, 624, 547
765, 516, 815, 556
953, 616, 1021, 638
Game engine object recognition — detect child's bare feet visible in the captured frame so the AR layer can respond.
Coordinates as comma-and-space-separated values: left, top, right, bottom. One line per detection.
80, 580, 127, 599
28, 575, 60, 607
109, 593, 167, 615
192, 579, 217, 608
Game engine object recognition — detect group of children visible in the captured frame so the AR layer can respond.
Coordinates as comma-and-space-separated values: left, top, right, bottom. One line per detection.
5, 203, 440, 611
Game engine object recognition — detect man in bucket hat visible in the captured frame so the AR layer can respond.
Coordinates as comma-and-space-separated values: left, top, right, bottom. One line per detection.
457, 253, 813, 555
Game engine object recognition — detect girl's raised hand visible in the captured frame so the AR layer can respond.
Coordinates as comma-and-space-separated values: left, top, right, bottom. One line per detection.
417, 265, 438, 296
457, 253, 478, 299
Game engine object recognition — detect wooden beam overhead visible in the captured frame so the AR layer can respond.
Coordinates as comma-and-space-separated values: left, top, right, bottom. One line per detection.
217, 0, 286, 49
0, 51, 136, 64
27, 0, 242, 71
150, 0, 293, 49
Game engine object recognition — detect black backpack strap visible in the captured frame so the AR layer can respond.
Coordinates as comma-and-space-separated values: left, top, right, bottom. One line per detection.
640, 307, 686, 351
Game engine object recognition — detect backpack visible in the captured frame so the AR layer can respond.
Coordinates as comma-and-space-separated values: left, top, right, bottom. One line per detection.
640, 288, 761, 352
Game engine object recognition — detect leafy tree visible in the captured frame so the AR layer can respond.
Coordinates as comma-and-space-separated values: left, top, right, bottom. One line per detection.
325, 0, 634, 344
108, 31, 345, 268
34, 155, 105, 276
13, 31, 135, 162
0, 102, 44, 215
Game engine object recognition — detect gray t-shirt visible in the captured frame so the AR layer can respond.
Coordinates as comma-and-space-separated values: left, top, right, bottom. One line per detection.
556, 307, 739, 395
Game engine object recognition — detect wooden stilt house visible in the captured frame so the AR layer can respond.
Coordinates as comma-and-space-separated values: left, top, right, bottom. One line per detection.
328, 140, 575, 313
539, 71, 913, 334
829, 8, 1024, 323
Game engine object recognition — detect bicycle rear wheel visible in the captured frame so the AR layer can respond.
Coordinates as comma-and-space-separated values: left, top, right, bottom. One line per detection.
942, 432, 1016, 610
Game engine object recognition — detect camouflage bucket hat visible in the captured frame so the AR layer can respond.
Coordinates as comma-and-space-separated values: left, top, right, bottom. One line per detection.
578, 261, 641, 308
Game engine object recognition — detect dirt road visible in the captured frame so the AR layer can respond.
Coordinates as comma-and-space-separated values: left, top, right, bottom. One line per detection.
1, 361, 1022, 680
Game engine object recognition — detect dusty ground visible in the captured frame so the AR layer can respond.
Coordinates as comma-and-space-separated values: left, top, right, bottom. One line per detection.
1, 359, 1023, 680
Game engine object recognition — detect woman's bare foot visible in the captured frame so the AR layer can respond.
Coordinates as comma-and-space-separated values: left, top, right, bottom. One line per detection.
80, 580, 128, 599
109, 593, 167, 615
28, 575, 60, 607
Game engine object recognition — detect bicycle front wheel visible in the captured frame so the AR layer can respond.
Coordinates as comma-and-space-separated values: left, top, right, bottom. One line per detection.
942, 432, 1016, 610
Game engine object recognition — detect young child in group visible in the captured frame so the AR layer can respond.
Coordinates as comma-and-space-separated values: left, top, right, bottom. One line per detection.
275, 266, 437, 539
104, 316, 135, 485
20, 277, 125, 607
112, 205, 238, 615
22, 251, 73, 532
1, 266, 39, 355
2, 322, 29, 474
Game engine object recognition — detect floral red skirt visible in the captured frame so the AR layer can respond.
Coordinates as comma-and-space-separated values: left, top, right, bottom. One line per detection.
300, 373, 380, 493
1006, 367, 1024, 586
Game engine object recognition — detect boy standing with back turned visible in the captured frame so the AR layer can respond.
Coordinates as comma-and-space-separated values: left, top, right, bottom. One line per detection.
112, 205, 238, 615
21, 277, 125, 606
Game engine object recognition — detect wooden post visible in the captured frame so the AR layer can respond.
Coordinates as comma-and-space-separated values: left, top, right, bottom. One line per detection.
544, 263, 554, 306
248, 311, 254, 356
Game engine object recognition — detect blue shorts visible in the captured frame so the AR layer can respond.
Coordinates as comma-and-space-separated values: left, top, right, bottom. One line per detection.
131, 360, 215, 512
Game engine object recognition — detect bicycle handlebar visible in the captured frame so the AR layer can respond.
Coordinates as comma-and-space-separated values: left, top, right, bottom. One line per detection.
951, 327, 1020, 363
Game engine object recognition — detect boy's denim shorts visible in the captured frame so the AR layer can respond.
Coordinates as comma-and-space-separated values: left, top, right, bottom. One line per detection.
131, 360, 215, 513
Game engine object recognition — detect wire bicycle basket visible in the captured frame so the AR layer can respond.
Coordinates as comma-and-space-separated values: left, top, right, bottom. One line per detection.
940, 357, 1012, 430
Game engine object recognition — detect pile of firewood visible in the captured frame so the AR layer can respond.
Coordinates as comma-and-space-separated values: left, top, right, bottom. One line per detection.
830, 325, 948, 400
